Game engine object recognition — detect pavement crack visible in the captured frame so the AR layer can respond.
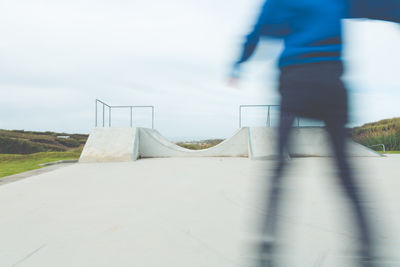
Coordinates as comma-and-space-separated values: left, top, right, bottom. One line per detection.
11, 244, 47, 267
314, 250, 329, 267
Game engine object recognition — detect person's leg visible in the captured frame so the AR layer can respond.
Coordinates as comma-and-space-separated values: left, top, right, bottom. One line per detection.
257, 110, 295, 266
325, 119, 376, 267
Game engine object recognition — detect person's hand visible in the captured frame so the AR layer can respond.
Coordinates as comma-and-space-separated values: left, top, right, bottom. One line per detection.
228, 62, 241, 89
227, 76, 240, 89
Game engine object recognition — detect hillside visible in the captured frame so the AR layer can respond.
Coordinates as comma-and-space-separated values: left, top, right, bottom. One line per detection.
352, 117, 400, 151
1, 118, 399, 155
0, 129, 88, 154
176, 139, 224, 150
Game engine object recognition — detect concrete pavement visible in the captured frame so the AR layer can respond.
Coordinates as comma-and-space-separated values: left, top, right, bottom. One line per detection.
0, 156, 399, 267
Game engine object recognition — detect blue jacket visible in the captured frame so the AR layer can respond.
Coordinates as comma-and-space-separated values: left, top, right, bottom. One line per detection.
234, 0, 399, 71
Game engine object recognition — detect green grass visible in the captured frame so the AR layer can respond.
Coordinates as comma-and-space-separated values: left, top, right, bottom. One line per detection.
367, 150, 400, 154
0, 151, 81, 178
352, 117, 400, 151
383, 151, 400, 154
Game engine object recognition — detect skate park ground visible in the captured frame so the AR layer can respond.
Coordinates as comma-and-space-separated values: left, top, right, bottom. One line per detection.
0, 155, 399, 267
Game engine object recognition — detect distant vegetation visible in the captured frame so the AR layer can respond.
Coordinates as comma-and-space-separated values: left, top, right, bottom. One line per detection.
0, 151, 81, 178
175, 118, 400, 153
0, 129, 88, 154
176, 118, 400, 153
0, 129, 88, 178
176, 139, 224, 150
0, 117, 399, 178
352, 117, 400, 151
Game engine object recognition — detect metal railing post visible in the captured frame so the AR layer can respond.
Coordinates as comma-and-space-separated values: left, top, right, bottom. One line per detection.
109, 107, 111, 127
102, 104, 105, 127
368, 144, 386, 152
130, 107, 133, 127
152, 107, 154, 129
239, 106, 242, 128
239, 104, 280, 128
95, 99, 98, 127
94, 100, 154, 129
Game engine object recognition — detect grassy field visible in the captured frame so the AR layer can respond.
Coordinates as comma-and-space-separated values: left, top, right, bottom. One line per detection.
0, 129, 86, 178
371, 151, 400, 154
0, 151, 81, 178
352, 117, 400, 151
383, 151, 400, 154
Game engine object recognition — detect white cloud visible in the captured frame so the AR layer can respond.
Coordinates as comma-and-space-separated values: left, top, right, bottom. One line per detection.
0, 0, 399, 139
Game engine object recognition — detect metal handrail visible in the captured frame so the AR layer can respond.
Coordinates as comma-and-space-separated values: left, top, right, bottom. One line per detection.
368, 144, 386, 153
95, 99, 154, 129
239, 105, 300, 128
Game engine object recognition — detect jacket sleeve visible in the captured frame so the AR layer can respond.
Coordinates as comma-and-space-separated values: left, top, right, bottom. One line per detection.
349, 0, 400, 23
231, 0, 291, 77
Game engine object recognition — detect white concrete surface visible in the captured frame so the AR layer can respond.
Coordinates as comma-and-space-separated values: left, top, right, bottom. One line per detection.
139, 127, 249, 158
79, 128, 139, 163
79, 127, 379, 162
0, 155, 399, 267
249, 127, 381, 159
288, 127, 381, 157
248, 127, 277, 160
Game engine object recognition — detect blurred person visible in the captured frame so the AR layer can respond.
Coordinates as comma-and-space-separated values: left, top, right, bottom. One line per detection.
230, 0, 399, 266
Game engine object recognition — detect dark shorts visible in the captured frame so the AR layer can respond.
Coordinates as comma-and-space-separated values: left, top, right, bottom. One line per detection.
279, 61, 348, 123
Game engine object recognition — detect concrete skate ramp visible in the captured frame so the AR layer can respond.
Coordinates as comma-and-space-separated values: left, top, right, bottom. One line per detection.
249, 127, 381, 159
79, 127, 380, 162
248, 127, 277, 160
139, 127, 249, 158
79, 128, 139, 163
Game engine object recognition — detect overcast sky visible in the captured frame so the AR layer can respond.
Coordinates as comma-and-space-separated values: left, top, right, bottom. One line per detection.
0, 0, 399, 140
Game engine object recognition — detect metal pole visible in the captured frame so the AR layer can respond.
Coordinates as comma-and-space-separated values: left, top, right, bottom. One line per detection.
102, 104, 105, 127
238, 104, 281, 128
109, 107, 111, 127
152, 107, 154, 129
94, 101, 155, 129
239, 106, 242, 128
368, 144, 386, 152
130, 107, 133, 128
95, 100, 97, 127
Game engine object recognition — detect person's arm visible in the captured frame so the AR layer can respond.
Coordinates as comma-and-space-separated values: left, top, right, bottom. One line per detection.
230, 10, 264, 80
236, 26, 262, 67
230, 0, 291, 80
230, 29, 260, 79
